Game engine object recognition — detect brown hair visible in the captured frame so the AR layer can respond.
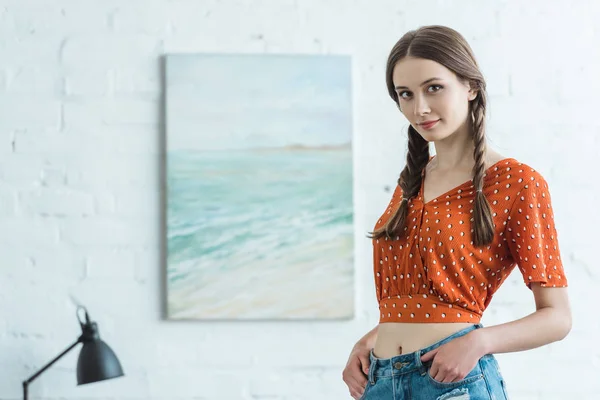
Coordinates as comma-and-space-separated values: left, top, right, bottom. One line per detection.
368, 25, 495, 247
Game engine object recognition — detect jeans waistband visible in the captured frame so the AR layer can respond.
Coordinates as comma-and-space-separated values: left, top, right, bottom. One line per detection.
367, 323, 484, 384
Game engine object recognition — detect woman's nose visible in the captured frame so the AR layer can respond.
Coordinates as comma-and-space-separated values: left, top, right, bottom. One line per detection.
413, 96, 431, 116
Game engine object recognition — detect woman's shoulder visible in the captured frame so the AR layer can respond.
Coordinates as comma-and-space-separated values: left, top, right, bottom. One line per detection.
506, 157, 550, 181
497, 157, 554, 197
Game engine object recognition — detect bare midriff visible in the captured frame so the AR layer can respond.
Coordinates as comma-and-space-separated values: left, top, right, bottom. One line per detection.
373, 322, 474, 358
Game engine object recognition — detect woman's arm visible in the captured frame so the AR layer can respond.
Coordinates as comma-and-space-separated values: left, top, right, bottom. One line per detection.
474, 284, 571, 355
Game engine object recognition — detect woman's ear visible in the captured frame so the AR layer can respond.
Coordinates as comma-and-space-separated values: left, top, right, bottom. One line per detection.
467, 81, 478, 101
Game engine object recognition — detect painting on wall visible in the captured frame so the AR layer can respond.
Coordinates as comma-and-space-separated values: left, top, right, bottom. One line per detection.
165, 53, 354, 320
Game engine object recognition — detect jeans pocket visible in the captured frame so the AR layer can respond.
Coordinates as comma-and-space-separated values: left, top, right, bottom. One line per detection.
425, 365, 484, 389
359, 381, 372, 400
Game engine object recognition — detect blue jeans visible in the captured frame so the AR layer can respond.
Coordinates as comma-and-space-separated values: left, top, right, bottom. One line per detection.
361, 324, 509, 400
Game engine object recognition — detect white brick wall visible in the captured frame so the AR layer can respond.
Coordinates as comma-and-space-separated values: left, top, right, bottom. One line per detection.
0, 1, 598, 399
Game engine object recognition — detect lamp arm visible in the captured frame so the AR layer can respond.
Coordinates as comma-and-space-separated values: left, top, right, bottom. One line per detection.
22, 337, 82, 400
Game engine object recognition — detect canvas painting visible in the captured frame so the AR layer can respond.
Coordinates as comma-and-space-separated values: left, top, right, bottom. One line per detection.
165, 53, 354, 320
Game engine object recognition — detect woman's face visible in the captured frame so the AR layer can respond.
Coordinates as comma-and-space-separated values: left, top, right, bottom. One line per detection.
392, 56, 477, 142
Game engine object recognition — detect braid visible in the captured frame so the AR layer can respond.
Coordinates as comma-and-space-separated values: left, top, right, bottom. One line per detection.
470, 88, 495, 246
368, 124, 429, 240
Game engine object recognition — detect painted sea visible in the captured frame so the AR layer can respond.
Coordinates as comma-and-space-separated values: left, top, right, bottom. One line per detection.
166, 144, 354, 320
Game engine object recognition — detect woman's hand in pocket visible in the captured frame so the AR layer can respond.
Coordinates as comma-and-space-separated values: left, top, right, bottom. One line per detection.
342, 341, 371, 399
420, 330, 487, 383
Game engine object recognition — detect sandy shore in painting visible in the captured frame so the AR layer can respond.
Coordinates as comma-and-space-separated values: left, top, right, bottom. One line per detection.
167, 234, 354, 320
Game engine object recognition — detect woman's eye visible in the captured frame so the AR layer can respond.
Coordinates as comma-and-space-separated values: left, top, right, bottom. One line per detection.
398, 85, 442, 99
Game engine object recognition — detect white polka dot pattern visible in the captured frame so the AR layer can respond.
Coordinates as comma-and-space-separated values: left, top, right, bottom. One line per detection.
505, 172, 565, 289
371, 158, 568, 324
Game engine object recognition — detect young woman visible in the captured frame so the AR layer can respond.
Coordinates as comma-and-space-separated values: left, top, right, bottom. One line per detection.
342, 25, 572, 400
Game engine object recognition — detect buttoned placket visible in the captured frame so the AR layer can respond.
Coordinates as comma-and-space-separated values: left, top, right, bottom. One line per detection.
409, 172, 428, 281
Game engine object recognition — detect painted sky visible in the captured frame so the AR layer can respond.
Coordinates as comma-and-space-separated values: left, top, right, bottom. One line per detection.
166, 53, 352, 151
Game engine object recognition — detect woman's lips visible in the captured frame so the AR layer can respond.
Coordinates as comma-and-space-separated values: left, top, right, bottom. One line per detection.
420, 119, 440, 130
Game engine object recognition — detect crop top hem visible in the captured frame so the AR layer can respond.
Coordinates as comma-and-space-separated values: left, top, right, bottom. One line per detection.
378, 296, 482, 323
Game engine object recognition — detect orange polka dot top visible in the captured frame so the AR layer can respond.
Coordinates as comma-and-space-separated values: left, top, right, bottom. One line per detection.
372, 157, 568, 324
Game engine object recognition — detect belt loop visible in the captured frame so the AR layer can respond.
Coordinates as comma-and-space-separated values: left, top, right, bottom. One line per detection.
416, 350, 427, 376
368, 354, 376, 385
415, 349, 423, 368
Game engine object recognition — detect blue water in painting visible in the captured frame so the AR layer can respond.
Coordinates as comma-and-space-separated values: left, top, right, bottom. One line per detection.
166, 148, 354, 319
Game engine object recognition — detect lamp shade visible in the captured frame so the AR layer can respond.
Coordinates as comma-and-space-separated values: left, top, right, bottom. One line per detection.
77, 339, 124, 385
75, 310, 124, 385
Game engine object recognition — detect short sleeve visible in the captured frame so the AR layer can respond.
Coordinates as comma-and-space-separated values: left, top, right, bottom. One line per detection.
506, 174, 568, 289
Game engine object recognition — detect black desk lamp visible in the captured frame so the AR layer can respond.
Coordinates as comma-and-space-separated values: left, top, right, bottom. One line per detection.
22, 305, 124, 399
